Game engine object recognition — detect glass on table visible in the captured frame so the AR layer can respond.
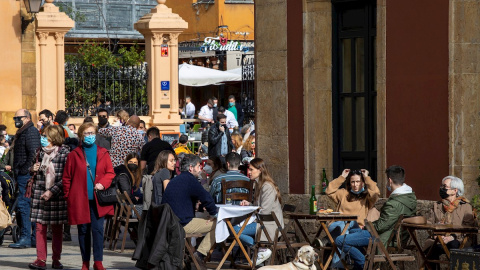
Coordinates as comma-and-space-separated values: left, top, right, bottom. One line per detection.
226, 194, 233, 205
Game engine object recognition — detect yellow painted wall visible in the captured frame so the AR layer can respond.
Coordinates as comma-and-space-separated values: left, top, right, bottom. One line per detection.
169, 1, 254, 42
0, 0, 23, 121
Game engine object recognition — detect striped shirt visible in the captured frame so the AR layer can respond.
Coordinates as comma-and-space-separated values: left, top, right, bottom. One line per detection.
210, 170, 251, 204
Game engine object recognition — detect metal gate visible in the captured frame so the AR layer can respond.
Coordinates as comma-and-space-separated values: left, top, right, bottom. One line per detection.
241, 54, 255, 124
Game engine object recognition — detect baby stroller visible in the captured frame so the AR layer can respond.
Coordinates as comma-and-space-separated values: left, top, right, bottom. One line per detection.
0, 171, 19, 245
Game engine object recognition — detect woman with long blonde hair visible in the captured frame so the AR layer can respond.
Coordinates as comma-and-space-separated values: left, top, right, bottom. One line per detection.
234, 158, 283, 266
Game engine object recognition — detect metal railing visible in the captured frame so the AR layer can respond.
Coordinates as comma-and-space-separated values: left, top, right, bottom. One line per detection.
65, 58, 149, 117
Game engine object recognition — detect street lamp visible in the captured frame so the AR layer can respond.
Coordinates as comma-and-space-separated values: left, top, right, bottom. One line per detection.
21, 0, 43, 34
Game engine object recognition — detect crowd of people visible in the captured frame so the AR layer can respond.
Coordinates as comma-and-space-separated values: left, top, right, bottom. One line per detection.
0, 103, 475, 270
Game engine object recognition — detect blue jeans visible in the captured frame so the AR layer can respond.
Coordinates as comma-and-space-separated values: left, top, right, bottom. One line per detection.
77, 200, 105, 262
329, 221, 359, 267
233, 222, 257, 247
17, 174, 35, 244
334, 229, 371, 269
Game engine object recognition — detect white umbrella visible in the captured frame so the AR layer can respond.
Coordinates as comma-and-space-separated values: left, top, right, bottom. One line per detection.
178, 64, 241, 87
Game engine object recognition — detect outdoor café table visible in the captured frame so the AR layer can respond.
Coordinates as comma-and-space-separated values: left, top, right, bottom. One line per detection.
288, 213, 358, 270
211, 204, 260, 270
401, 223, 478, 269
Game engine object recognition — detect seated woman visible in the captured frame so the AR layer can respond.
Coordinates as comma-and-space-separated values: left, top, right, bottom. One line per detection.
116, 153, 143, 209
425, 176, 475, 270
150, 150, 176, 205
233, 158, 283, 266
326, 169, 380, 267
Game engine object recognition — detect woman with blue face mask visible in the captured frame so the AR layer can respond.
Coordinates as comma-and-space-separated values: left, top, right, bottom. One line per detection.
62, 122, 115, 270
322, 169, 380, 268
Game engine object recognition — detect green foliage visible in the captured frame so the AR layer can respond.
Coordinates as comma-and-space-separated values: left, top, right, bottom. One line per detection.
118, 43, 146, 67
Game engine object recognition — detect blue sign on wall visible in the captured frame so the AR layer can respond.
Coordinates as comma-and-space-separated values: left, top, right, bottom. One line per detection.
161, 81, 170, 90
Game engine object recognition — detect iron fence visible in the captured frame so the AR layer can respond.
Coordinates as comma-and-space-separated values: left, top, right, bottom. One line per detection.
241, 54, 255, 124
65, 58, 148, 117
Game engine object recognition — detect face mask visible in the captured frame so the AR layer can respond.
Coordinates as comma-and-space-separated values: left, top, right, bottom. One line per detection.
15, 120, 24, 129
387, 182, 392, 192
98, 117, 108, 126
64, 121, 68, 126
127, 164, 138, 172
229, 102, 235, 106
138, 130, 145, 135
40, 136, 50, 147
203, 164, 213, 174
4, 134, 9, 141
213, 104, 217, 107
439, 187, 450, 199
83, 135, 96, 145
112, 120, 122, 127
351, 187, 365, 195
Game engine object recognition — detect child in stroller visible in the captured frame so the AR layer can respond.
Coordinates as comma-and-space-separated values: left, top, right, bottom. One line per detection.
0, 171, 18, 245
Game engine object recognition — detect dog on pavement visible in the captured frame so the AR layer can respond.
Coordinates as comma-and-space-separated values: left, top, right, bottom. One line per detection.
258, 245, 318, 270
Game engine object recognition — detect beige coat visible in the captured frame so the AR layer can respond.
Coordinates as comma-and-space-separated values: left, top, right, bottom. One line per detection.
326, 176, 380, 226
256, 182, 284, 242
425, 200, 476, 248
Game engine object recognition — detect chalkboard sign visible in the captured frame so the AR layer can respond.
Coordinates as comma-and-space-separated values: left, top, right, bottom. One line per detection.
160, 132, 180, 146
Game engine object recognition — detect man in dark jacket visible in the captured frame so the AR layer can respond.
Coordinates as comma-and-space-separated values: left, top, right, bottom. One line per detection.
140, 127, 174, 175
10, 109, 41, 248
208, 114, 233, 162
334, 165, 417, 269
162, 155, 217, 270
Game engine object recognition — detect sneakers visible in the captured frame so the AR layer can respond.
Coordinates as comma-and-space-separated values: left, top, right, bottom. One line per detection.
256, 248, 272, 266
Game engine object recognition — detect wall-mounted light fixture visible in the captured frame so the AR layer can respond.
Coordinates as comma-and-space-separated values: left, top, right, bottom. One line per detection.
21, 0, 43, 34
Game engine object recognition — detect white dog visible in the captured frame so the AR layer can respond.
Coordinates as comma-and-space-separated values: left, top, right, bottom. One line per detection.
258, 245, 318, 270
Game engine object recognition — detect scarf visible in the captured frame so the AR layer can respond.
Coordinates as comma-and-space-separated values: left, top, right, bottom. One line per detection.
41, 146, 59, 189
441, 196, 469, 224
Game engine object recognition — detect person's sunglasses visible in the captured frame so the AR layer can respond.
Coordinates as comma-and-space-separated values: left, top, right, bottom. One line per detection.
13, 116, 26, 121
351, 169, 362, 175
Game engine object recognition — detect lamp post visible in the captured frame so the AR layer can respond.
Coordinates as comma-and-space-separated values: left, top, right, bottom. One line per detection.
21, 0, 43, 34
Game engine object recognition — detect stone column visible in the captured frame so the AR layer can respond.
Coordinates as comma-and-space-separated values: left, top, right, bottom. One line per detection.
135, 0, 188, 131
35, 0, 74, 112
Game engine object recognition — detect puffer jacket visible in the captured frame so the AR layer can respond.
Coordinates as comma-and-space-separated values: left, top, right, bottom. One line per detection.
13, 121, 41, 176
373, 191, 417, 246
207, 122, 233, 158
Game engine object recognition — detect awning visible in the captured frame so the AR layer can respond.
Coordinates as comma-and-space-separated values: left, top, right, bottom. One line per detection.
179, 64, 241, 87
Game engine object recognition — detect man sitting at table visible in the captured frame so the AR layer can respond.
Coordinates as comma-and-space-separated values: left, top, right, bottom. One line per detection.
335, 165, 417, 270
161, 154, 217, 270
210, 152, 250, 204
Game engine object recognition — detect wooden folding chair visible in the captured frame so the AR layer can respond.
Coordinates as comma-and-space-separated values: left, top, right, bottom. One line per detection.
253, 211, 299, 268
184, 233, 204, 270
220, 179, 254, 204
363, 219, 415, 270
108, 189, 125, 250
111, 190, 142, 252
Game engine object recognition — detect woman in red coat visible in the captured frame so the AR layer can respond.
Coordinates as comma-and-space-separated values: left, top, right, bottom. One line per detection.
63, 122, 115, 270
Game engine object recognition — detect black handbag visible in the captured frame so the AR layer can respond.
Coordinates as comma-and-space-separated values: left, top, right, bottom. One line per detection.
83, 149, 117, 206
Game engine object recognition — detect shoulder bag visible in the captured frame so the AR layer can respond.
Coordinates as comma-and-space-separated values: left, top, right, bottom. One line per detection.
24, 150, 40, 198
83, 149, 117, 206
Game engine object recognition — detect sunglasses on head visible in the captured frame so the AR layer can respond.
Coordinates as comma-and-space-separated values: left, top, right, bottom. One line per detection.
350, 169, 362, 175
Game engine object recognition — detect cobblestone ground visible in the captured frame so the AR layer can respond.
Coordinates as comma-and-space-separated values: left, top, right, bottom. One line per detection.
0, 225, 138, 270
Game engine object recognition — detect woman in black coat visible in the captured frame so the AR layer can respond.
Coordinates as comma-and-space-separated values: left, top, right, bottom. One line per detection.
116, 153, 143, 205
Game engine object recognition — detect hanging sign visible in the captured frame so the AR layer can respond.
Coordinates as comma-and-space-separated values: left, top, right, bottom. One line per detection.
200, 37, 245, 52
161, 81, 170, 90
161, 44, 169, 57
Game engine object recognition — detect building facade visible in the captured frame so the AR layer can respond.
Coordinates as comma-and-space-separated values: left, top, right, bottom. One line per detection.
256, 0, 480, 200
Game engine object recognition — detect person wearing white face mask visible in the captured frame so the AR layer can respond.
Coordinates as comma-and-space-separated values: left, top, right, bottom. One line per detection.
28, 125, 70, 270
324, 169, 380, 267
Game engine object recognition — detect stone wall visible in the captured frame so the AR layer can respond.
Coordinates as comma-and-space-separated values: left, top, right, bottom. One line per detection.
255, 0, 290, 193
449, 0, 480, 199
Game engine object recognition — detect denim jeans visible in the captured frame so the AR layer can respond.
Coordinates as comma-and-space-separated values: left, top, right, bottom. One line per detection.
77, 200, 105, 262
17, 174, 35, 244
233, 222, 257, 247
334, 229, 371, 269
329, 221, 360, 267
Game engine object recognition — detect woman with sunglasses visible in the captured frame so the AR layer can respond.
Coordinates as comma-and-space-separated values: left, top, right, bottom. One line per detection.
424, 176, 475, 270
325, 169, 380, 267
62, 122, 115, 270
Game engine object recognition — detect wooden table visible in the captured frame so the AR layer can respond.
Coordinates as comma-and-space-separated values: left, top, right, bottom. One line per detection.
401, 223, 478, 269
289, 213, 358, 270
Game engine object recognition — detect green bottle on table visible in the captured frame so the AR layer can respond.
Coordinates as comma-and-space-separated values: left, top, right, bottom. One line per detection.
309, 185, 317, 215
321, 168, 329, 194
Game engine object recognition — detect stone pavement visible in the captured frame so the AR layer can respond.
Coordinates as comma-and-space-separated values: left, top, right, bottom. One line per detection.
0, 225, 138, 270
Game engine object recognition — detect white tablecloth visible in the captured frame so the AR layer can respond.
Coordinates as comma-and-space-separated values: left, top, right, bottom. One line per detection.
215, 204, 260, 243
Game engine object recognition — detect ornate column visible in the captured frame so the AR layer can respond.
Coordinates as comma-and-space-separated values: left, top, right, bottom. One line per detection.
135, 0, 188, 131
35, 0, 74, 112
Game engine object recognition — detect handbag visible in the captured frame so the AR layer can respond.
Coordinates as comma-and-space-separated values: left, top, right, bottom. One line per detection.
83, 149, 117, 206
24, 150, 40, 199
0, 200, 12, 230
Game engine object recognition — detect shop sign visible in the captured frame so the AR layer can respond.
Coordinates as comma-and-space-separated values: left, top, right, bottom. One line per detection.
200, 37, 249, 53
161, 81, 170, 90
161, 44, 169, 57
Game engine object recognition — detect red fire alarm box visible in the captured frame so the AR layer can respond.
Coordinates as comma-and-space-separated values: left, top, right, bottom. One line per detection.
161, 44, 169, 57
